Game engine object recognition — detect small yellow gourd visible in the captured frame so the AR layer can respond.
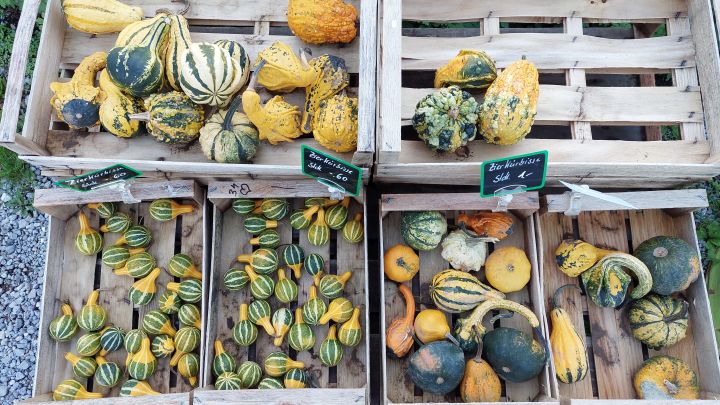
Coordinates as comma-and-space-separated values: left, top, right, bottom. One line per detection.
98, 69, 144, 138
242, 73, 302, 145
555, 239, 616, 277
384, 244, 419, 282
254, 42, 316, 92
50, 52, 107, 129
62, 0, 143, 35
550, 285, 589, 384
484, 246, 531, 293
414, 309, 451, 344
312, 93, 358, 152
459, 355, 501, 402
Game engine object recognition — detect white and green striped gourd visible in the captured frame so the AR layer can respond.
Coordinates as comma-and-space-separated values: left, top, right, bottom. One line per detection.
319, 271, 353, 299
233, 303, 258, 346
304, 253, 325, 286
179, 42, 244, 107
244, 265, 275, 300
302, 285, 327, 326
223, 266, 249, 291
319, 325, 344, 366
261, 198, 290, 220
258, 377, 284, 389
124, 329, 148, 354
167, 253, 202, 279
64, 352, 97, 378
248, 300, 274, 336
94, 356, 121, 387
318, 297, 354, 325
101, 246, 144, 269
237, 361, 262, 388
178, 303, 201, 328
76, 331, 102, 356
120, 379, 160, 397
115, 225, 152, 248
325, 197, 350, 230
237, 248, 278, 275
288, 308, 315, 352
169, 326, 200, 367
307, 208, 330, 246
114, 251, 156, 278
282, 244, 305, 279
177, 352, 200, 386
149, 199, 194, 221
232, 198, 261, 215
166, 279, 202, 303
249, 229, 281, 249
100, 212, 131, 233
264, 352, 305, 377
75, 211, 103, 255
338, 307, 362, 347
213, 340, 237, 377
151, 334, 175, 358
290, 205, 319, 230
275, 269, 298, 303
284, 368, 307, 388
77, 290, 107, 332
271, 307, 294, 347
342, 213, 364, 243
99, 326, 126, 356
129, 267, 162, 306
142, 310, 177, 337
49, 303, 79, 342
216, 371, 243, 390
87, 202, 116, 219
244, 214, 278, 234
128, 337, 157, 381
158, 290, 182, 314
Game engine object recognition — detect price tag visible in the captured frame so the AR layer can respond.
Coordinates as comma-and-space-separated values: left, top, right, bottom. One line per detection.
301, 145, 362, 197
480, 151, 548, 198
55, 164, 143, 192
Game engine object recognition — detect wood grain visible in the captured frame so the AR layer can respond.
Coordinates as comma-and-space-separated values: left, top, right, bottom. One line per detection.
545, 189, 708, 213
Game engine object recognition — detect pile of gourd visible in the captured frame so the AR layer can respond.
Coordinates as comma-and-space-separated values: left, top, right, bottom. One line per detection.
52, 0, 360, 164
413, 50, 540, 153
214, 197, 363, 389
384, 210, 547, 402
51, 199, 202, 400
551, 236, 702, 400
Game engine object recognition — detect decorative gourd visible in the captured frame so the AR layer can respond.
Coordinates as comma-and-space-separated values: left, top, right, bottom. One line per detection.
99, 325, 126, 356
581, 253, 653, 308
408, 341, 465, 395
213, 340, 237, 377
166, 279, 202, 303
457, 212, 514, 240
233, 303, 259, 346
485, 246, 531, 293
483, 327, 546, 383
634, 355, 699, 399
302, 285, 327, 325
224, 267, 249, 291
78, 290, 107, 331
264, 352, 305, 377
179, 303, 201, 328
634, 236, 701, 295
128, 337, 157, 380
100, 212, 132, 233
101, 246, 143, 269
142, 310, 177, 337
287, 0, 358, 44
244, 214, 278, 234
401, 211, 448, 251
120, 379, 160, 397
302, 55, 349, 133
169, 326, 200, 367
325, 197, 350, 230
177, 352, 200, 386
283, 244, 305, 279
50, 52, 106, 129
159, 290, 182, 314
129, 267, 162, 306
305, 197, 341, 208
53, 379, 103, 400
275, 269, 299, 303
179, 42, 244, 106
479, 57, 539, 145
460, 355, 502, 402
249, 229, 281, 249
318, 297, 354, 325
384, 244, 420, 282
319, 271, 353, 299
453, 317, 478, 354
237, 361, 263, 388
114, 251, 155, 278
320, 325, 344, 366
550, 285, 589, 384
151, 334, 174, 358
440, 230, 492, 272
284, 368, 307, 389
261, 199, 290, 220
248, 300, 275, 336
114, 225, 152, 247
629, 294, 689, 349
99, 69, 144, 138
62, 0, 143, 34
199, 96, 259, 164
342, 213, 364, 243
215, 40, 251, 86
242, 75, 302, 144
132, 91, 204, 144
164, 14, 192, 91
312, 93, 359, 152
107, 16, 170, 97
455, 298, 543, 342
414, 309, 452, 344
258, 377, 284, 389
308, 207, 331, 246
124, 329, 147, 353
216, 371, 243, 390
555, 239, 616, 277
114, 13, 168, 47
49, 303, 79, 342
233, 199, 262, 215
150, 199, 194, 222
242, 265, 275, 300
65, 352, 97, 378
237, 248, 279, 275
429, 269, 505, 313
289, 307, 316, 352
75, 211, 103, 255
412, 86, 479, 153
76, 331, 102, 356
435, 49, 497, 89
167, 253, 202, 279
272, 307, 294, 346
87, 202, 116, 218
385, 284, 415, 358
339, 307, 362, 347
304, 253, 325, 286
254, 42, 315, 92
94, 356, 121, 387
290, 206, 320, 230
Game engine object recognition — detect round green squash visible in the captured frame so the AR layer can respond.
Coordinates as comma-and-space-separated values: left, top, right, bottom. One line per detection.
216, 371, 243, 390
116, 225, 152, 248
283, 244, 305, 279
179, 303, 201, 329
250, 229, 281, 249
223, 267, 249, 291
100, 326, 125, 354
114, 251, 156, 278
408, 340, 465, 395
76, 332, 102, 356
199, 96, 259, 164
49, 304, 79, 342
634, 236, 701, 295
258, 377, 284, 389
237, 361, 262, 388
284, 368, 307, 388
101, 246, 133, 269
244, 214, 277, 234
167, 279, 202, 303
124, 329, 147, 354
101, 212, 131, 233
412, 85, 479, 153
320, 325, 344, 366
77, 290, 107, 332
94, 357, 121, 387
275, 269, 299, 303
213, 340, 237, 377
629, 294, 689, 349
304, 253, 325, 280
261, 198, 290, 220
401, 211, 448, 251
483, 327, 546, 383
232, 198, 260, 215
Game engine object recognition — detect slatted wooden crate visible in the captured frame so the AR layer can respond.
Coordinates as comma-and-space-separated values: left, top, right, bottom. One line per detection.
537, 189, 720, 403
0, 0, 377, 179
379, 192, 558, 404
22, 180, 207, 404
195, 179, 369, 404
376, 0, 720, 187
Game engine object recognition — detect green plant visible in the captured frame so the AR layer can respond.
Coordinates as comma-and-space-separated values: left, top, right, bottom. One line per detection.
0, 147, 36, 215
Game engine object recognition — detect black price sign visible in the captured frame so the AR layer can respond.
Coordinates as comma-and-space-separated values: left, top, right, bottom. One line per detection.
301, 145, 362, 196
56, 164, 143, 192
480, 151, 548, 198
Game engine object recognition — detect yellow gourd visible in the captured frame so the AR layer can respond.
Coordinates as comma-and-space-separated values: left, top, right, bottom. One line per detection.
302, 55, 349, 133
459, 356, 501, 402
414, 309, 451, 344
634, 355, 700, 399
484, 246, 531, 293
287, 0, 358, 44
384, 244, 419, 282
385, 284, 415, 358
62, 0, 143, 35
254, 42, 316, 92
50, 52, 107, 129
555, 239, 616, 277
98, 69, 144, 138
312, 93, 358, 152
550, 285, 588, 384
242, 74, 302, 145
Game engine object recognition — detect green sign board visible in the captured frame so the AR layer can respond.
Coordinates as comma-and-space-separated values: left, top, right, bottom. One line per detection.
55, 164, 143, 192
301, 145, 362, 196
480, 151, 548, 198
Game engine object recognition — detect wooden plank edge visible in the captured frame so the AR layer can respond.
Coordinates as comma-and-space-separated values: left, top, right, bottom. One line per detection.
207, 180, 366, 205
380, 192, 540, 212
543, 189, 708, 213
192, 388, 366, 404
356, 0, 378, 160
20, 393, 190, 404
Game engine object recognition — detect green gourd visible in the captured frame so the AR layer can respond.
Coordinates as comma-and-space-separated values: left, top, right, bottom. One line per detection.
99, 326, 125, 356
283, 244, 305, 279
75, 211, 103, 255
237, 248, 278, 275
233, 199, 261, 215
284, 368, 307, 388
318, 297, 354, 325
158, 290, 181, 314
483, 327, 547, 383
142, 310, 177, 337
120, 379, 160, 397
169, 326, 200, 367
115, 225, 152, 248
272, 307, 294, 347
408, 341, 465, 394
64, 352, 97, 378
275, 269, 298, 303
78, 290, 107, 332
304, 253, 325, 286
124, 329, 147, 353
216, 371, 243, 390
237, 361, 263, 388
49, 303, 79, 342
128, 337, 157, 380
233, 303, 259, 346
249, 300, 275, 336
634, 236, 701, 295
434, 49, 497, 89
149, 199, 194, 222
249, 229, 281, 249
308, 208, 330, 246
167, 253, 202, 279
100, 212, 132, 233
129, 267, 162, 306
401, 211, 448, 251
167, 279, 202, 303
213, 340, 237, 377
264, 352, 305, 377
244, 214, 278, 234
319, 271, 353, 299
326, 197, 350, 230
303, 285, 327, 325
290, 206, 320, 230
114, 251, 156, 278
320, 325, 344, 366
342, 213, 364, 243
94, 356, 121, 387
199, 95, 259, 164
261, 198, 290, 220
178, 352, 200, 386
87, 202, 116, 219
412, 86, 480, 153
224, 267, 249, 291
258, 377, 284, 389
581, 253, 653, 308
133, 91, 205, 144
338, 307, 363, 347
76, 331, 102, 356
289, 307, 315, 352
53, 379, 103, 400
179, 303, 201, 329
244, 265, 275, 300
102, 246, 144, 269
151, 334, 175, 358
629, 294, 689, 349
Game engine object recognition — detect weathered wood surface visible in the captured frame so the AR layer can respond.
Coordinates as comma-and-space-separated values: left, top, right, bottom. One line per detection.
193, 388, 365, 404
381, 191, 539, 212
545, 189, 709, 213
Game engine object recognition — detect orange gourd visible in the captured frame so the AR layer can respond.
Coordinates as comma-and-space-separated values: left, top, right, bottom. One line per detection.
287, 0, 358, 45
385, 284, 415, 358
384, 244, 419, 282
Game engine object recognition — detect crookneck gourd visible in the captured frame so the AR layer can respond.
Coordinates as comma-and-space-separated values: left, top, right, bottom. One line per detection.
550, 285, 589, 384
412, 86, 479, 153
287, 0, 358, 44
628, 294, 689, 349
242, 73, 302, 145
62, 0, 143, 35
132, 91, 204, 144
302, 55, 349, 133
484, 246, 531, 293
455, 298, 543, 344
384, 244, 420, 282
98, 69, 144, 138
180, 42, 244, 106
634, 355, 700, 400
53, 379, 103, 400
199, 96, 259, 164
555, 239, 616, 277
581, 253, 653, 308
312, 93, 358, 153
386, 283, 415, 358
164, 14, 193, 91
429, 269, 505, 313
254, 42, 316, 92
435, 49, 497, 89
50, 51, 107, 129
440, 229, 493, 272
456, 211, 514, 240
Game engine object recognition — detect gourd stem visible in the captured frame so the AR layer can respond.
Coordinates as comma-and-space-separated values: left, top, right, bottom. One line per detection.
247, 60, 265, 91
222, 95, 244, 131
552, 284, 583, 309
129, 112, 150, 122
663, 379, 679, 395
488, 311, 514, 325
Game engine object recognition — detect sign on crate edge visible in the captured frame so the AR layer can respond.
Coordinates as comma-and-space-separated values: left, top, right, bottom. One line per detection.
301, 145, 362, 197
480, 150, 548, 198
55, 164, 142, 192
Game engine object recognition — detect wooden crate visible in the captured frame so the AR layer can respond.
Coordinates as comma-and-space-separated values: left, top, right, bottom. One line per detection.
537, 189, 720, 403
379, 192, 559, 404
22, 180, 207, 404
376, 0, 720, 187
196, 179, 369, 404
0, 0, 377, 178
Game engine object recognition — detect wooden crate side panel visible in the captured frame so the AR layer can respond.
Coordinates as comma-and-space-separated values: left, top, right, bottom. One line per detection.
544, 189, 709, 214
193, 387, 366, 404
356, 0, 378, 161
21, 392, 190, 405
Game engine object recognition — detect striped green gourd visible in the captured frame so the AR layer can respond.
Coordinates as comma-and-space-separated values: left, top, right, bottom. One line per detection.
303, 285, 327, 325
283, 244, 305, 279
244, 265, 275, 300
115, 225, 152, 248
213, 340, 237, 377
49, 303, 78, 342
128, 337, 157, 380
284, 368, 307, 389
151, 334, 175, 358
99, 326, 125, 356
304, 253, 325, 286
307, 207, 330, 246
170, 326, 200, 366
264, 352, 305, 377
249, 229, 281, 249
142, 310, 177, 337
120, 379, 160, 397
320, 325, 344, 366
165, 14, 192, 91
305, 197, 339, 208
159, 290, 181, 314
429, 269, 505, 313
338, 307, 362, 347
75, 211, 103, 255
216, 371, 243, 390
215, 39, 250, 85
271, 307, 294, 347
178, 352, 200, 386
401, 211, 447, 251
179, 42, 243, 106
342, 213, 364, 243
114, 251, 156, 278
150, 199, 194, 221
275, 269, 298, 303
244, 214, 278, 234
290, 205, 320, 230
129, 267, 162, 306
325, 197, 350, 230
319, 271, 353, 299
261, 198, 290, 220
94, 356, 121, 387
232, 198, 261, 215
102, 246, 144, 269
237, 248, 278, 275
167, 279, 202, 303
87, 202, 116, 219
318, 297, 354, 325
100, 212, 131, 233
124, 329, 148, 353
233, 303, 258, 346
224, 267, 249, 291
178, 303, 201, 328
76, 331, 102, 356
289, 308, 315, 352
64, 352, 97, 378
258, 376, 284, 389
237, 361, 262, 388
78, 290, 107, 331
248, 299, 275, 336
53, 379, 103, 400
167, 253, 202, 279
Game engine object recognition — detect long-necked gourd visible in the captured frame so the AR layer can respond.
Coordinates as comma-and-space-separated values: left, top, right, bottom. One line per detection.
53, 379, 103, 400
386, 283, 415, 358
555, 239, 616, 277
62, 0, 143, 34
167, 253, 202, 279
581, 253, 653, 308
550, 285, 589, 384
50, 52, 107, 129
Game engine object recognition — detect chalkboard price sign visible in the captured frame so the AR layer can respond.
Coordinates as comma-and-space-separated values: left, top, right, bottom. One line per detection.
480, 151, 548, 198
56, 164, 143, 192
301, 145, 362, 196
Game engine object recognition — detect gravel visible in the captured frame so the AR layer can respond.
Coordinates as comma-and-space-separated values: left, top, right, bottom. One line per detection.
0, 166, 53, 403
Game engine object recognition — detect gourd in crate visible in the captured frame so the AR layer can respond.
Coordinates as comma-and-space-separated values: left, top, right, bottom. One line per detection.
306, 197, 340, 208
167, 253, 203, 279
628, 294, 689, 349
412, 86, 479, 153
224, 266, 249, 291
408, 341, 465, 395
249, 229, 281, 249
159, 290, 181, 314
216, 40, 251, 85
129, 267, 162, 306
50, 52, 106, 129
244, 214, 278, 234
302, 55, 349, 133
386, 283, 414, 358
287, 0, 358, 44
456, 211, 514, 240
94, 356, 121, 387
581, 253, 652, 308
264, 352, 305, 377
634, 355, 700, 399
102, 246, 144, 269
261, 198, 291, 220
249, 299, 275, 336
115, 224, 152, 247
308, 207, 331, 246
120, 379, 160, 397
199, 96, 259, 164
78, 290, 107, 332
459, 355, 501, 402
440, 230, 491, 272
142, 310, 177, 337
151, 334, 174, 358
555, 239, 616, 277
131, 91, 205, 144
453, 317, 478, 354
291, 206, 320, 230
384, 244, 419, 282
319, 271, 353, 299
64, 352, 97, 378
275, 269, 298, 303
100, 211, 132, 233
320, 325, 344, 366
87, 202, 116, 218
289, 307, 315, 352
124, 329, 147, 353
169, 326, 201, 366
164, 14, 192, 92
244, 265, 275, 300
339, 307, 362, 347
282, 244, 305, 279
75, 211, 103, 255
304, 253, 325, 286
127, 337, 157, 380
238, 361, 263, 389
429, 269, 504, 313
272, 307, 294, 346
414, 309, 452, 344
178, 352, 200, 386
634, 236, 701, 295
484, 246, 531, 293
166, 279, 202, 303
233, 198, 262, 215
76, 331, 102, 356
284, 368, 307, 388
325, 198, 350, 230
258, 377, 284, 389
302, 285, 327, 325
550, 285, 589, 384
243, 73, 302, 144
149, 199, 194, 221
99, 325, 126, 356
401, 211, 447, 251
179, 303, 201, 329
62, 0, 143, 35
343, 213, 364, 243
237, 248, 279, 275
114, 251, 156, 278
53, 379, 103, 400
233, 303, 259, 346
99, 69, 144, 138
435, 49, 497, 89
49, 303, 79, 342
254, 42, 315, 92
179, 42, 245, 106
318, 297, 353, 325
114, 13, 167, 47
213, 340, 237, 376
216, 372, 243, 390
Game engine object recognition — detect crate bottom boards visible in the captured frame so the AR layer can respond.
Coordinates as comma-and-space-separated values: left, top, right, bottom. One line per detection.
193, 387, 366, 404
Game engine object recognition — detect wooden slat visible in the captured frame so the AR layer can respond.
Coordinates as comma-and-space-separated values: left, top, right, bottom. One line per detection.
21, 393, 189, 405
565, 17, 592, 141
378, 0, 403, 163
381, 192, 539, 212
193, 388, 366, 404
668, 17, 706, 142
633, 24, 663, 141
356, 0, 378, 162
545, 189, 708, 213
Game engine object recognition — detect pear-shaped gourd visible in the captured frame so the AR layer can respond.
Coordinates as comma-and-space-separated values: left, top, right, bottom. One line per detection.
149, 199, 194, 222
94, 356, 121, 387
100, 212, 132, 233
115, 225, 152, 248
342, 213, 364, 243
261, 198, 290, 220
249, 229, 281, 249
272, 307, 294, 347
318, 297, 354, 325
120, 379, 160, 397
102, 246, 144, 269
242, 69, 302, 144
76, 331, 102, 356
289, 307, 315, 352
254, 42, 315, 92
167, 253, 202, 279
238, 361, 263, 388
243, 214, 278, 234
178, 352, 200, 386
99, 325, 126, 356
199, 95, 259, 163
151, 334, 175, 358
99, 67, 145, 138
303, 285, 327, 325
325, 197, 350, 230
50, 52, 107, 129
49, 303, 79, 342
237, 248, 279, 275
87, 202, 116, 218
339, 307, 362, 347
179, 303, 202, 329
213, 340, 237, 377
64, 352, 97, 378
304, 253, 325, 286
53, 379, 104, 400
233, 199, 262, 215
320, 325, 344, 366
224, 266, 249, 291
159, 290, 182, 314
170, 326, 201, 366
124, 329, 147, 353
283, 244, 305, 279
319, 271, 353, 299
142, 310, 177, 337
129, 267, 162, 306
166, 279, 202, 303
78, 290, 107, 331
114, 251, 156, 278
264, 352, 305, 377
245, 265, 275, 300
284, 368, 307, 388
128, 337, 157, 380
275, 269, 298, 303
233, 303, 259, 346
290, 205, 320, 230
555, 239, 616, 277
248, 300, 275, 336
75, 211, 103, 255
307, 207, 330, 246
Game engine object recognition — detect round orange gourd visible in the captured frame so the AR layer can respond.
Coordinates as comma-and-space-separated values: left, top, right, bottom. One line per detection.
384, 244, 419, 282
484, 246, 531, 293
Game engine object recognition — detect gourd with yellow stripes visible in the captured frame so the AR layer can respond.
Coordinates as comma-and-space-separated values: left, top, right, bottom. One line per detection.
555, 239, 616, 277
102, 246, 143, 269
213, 340, 237, 377
178, 352, 200, 386
342, 213, 364, 243
275, 269, 299, 303
302, 55, 349, 133
272, 307, 294, 346
114, 13, 169, 47
142, 310, 177, 337
248, 299, 275, 336
53, 379, 103, 400
581, 253, 653, 308
169, 326, 200, 367
284, 368, 307, 388
199, 96, 259, 164
99, 69, 144, 138
101, 212, 132, 233
289, 307, 315, 352
318, 297, 353, 325
282, 244, 305, 279
339, 307, 362, 347
254, 42, 315, 92
308, 207, 330, 246
165, 14, 192, 91
238, 361, 263, 388
179, 303, 201, 329
76, 331, 102, 356
49, 303, 79, 342
75, 211, 103, 255
233, 199, 262, 215
179, 42, 245, 106
94, 356, 121, 387
302, 285, 327, 325
78, 290, 107, 332
64, 352, 97, 379
288, 0, 358, 44
233, 303, 259, 346
87, 202, 116, 218
129, 267, 162, 306
127, 337, 157, 380
150, 199, 194, 221
550, 285, 588, 384
62, 0, 143, 34
50, 52, 106, 129
120, 379, 160, 397
325, 197, 350, 230
429, 269, 505, 313
237, 248, 278, 275
167, 253, 202, 279
265, 352, 305, 377
131, 91, 205, 144
261, 198, 290, 220
312, 93, 359, 153
319, 271, 353, 299
435, 49, 497, 89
